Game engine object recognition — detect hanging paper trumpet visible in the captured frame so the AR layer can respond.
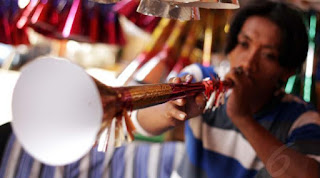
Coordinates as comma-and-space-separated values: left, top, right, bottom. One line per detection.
135, 0, 238, 20
113, 0, 161, 33
136, 0, 200, 21
11, 56, 232, 166
0, 0, 29, 45
15, 0, 125, 45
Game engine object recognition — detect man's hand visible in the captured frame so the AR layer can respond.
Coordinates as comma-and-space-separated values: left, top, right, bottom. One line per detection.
224, 66, 258, 123
166, 75, 207, 121
137, 74, 206, 135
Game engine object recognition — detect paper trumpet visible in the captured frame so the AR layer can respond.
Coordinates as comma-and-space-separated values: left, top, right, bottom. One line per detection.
11, 56, 231, 166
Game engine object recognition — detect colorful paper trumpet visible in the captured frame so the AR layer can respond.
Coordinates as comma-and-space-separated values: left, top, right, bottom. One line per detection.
11, 56, 232, 166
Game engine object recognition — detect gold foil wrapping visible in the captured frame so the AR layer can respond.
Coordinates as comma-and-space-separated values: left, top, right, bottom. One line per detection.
118, 83, 174, 109
137, 0, 200, 21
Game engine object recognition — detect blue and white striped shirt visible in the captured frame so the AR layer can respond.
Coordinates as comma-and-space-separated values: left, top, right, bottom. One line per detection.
177, 63, 320, 178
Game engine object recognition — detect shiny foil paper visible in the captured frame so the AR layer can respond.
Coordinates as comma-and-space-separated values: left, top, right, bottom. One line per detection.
137, 0, 200, 21
113, 0, 160, 33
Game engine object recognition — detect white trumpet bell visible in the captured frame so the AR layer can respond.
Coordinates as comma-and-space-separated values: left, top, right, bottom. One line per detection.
11, 57, 103, 166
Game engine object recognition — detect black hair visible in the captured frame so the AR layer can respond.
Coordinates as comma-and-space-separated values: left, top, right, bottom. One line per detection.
225, 0, 308, 70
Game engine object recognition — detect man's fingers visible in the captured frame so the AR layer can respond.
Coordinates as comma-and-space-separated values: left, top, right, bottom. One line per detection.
225, 66, 246, 87
167, 107, 187, 121
171, 99, 186, 106
180, 74, 193, 83
195, 94, 206, 108
169, 74, 193, 84
224, 72, 236, 87
168, 77, 181, 84
234, 66, 244, 75
164, 102, 187, 122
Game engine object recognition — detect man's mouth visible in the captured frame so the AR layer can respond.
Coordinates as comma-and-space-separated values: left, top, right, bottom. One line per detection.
244, 71, 256, 84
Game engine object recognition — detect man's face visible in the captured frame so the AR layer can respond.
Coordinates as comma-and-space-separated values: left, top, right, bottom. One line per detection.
228, 16, 291, 96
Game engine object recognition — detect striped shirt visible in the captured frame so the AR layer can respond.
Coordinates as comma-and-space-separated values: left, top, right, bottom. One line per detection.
0, 132, 185, 178
176, 63, 320, 178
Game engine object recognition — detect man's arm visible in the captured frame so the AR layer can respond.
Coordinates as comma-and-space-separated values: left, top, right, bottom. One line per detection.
233, 116, 319, 178
136, 103, 186, 136
135, 75, 207, 136
225, 67, 320, 177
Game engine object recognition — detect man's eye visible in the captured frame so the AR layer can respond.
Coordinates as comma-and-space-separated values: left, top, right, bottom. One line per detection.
238, 41, 249, 48
262, 53, 277, 60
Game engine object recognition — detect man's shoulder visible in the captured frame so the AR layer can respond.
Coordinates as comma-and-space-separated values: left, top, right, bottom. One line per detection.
278, 93, 316, 118
180, 63, 217, 81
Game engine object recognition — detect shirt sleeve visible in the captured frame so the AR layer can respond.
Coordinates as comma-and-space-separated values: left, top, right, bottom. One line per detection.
286, 110, 320, 163
178, 63, 217, 81
130, 110, 156, 137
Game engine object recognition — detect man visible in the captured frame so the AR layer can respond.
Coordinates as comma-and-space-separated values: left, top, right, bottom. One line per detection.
134, 1, 320, 177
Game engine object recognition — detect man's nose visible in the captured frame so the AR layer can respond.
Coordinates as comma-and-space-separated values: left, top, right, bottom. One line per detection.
242, 49, 258, 73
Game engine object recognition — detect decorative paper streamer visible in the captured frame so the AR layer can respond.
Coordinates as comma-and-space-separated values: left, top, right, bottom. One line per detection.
176, 0, 239, 9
